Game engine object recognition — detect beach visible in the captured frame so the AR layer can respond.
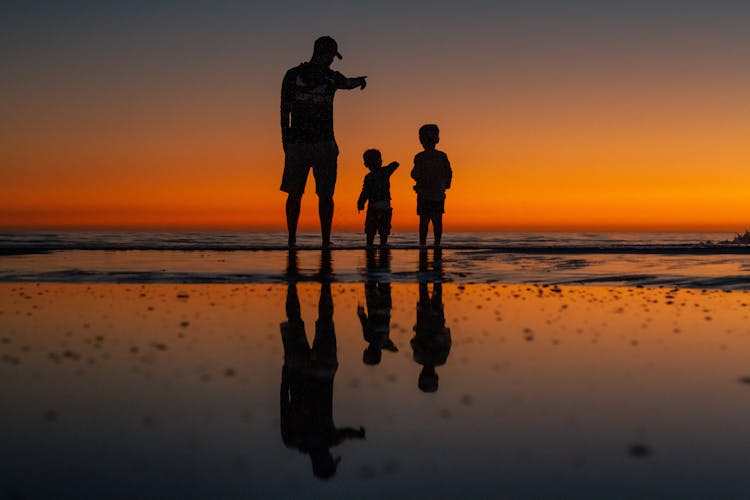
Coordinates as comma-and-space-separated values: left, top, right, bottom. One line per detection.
5, 0, 750, 496
3, 240, 750, 497
2, 231, 750, 288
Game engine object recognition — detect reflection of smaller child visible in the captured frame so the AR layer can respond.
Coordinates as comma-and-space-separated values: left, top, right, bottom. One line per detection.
357, 149, 399, 247
357, 281, 398, 365
411, 124, 452, 247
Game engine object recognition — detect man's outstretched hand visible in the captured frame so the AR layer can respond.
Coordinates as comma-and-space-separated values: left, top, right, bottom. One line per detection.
344, 76, 367, 90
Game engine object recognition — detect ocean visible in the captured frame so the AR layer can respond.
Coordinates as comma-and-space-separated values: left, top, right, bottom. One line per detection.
0, 230, 735, 252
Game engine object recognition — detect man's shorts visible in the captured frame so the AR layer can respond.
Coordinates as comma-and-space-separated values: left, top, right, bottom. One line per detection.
280, 141, 339, 197
365, 207, 392, 236
416, 196, 445, 216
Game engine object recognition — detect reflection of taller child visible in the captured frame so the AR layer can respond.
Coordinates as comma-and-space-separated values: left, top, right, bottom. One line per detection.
411, 124, 452, 247
411, 282, 452, 392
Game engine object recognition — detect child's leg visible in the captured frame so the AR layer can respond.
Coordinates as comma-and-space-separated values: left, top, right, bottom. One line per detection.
365, 211, 375, 247
380, 210, 391, 247
419, 216, 429, 247
379, 231, 388, 247
432, 214, 443, 246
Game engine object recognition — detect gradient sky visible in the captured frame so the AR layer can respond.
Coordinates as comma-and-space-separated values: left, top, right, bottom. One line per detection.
2, 1, 749, 231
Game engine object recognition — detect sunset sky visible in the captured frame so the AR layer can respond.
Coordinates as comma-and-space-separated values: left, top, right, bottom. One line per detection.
2, 1, 749, 231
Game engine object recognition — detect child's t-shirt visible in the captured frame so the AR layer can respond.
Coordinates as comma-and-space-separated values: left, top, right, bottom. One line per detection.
411, 149, 452, 201
358, 164, 398, 210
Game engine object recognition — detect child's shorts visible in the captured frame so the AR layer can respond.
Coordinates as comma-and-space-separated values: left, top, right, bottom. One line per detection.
365, 208, 392, 235
417, 196, 445, 216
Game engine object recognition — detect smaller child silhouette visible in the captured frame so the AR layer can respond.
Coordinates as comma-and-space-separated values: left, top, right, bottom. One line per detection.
411, 124, 452, 247
357, 149, 399, 247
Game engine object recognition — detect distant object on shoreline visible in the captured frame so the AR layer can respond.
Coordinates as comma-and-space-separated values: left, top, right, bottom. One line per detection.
722, 230, 750, 245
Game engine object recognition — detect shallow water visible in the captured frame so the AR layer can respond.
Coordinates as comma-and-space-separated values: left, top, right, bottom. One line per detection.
3, 278, 750, 498
3, 247, 750, 289
4, 231, 750, 288
0, 230, 733, 252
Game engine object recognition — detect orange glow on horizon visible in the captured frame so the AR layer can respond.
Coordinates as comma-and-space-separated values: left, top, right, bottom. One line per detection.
3, 37, 749, 232
3, 128, 750, 232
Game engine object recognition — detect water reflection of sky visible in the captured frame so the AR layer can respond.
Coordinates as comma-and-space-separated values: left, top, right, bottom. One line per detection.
3, 263, 750, 497
3, 248, 750, 289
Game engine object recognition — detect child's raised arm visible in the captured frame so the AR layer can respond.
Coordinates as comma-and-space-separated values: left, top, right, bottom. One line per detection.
385, 161, 399, 176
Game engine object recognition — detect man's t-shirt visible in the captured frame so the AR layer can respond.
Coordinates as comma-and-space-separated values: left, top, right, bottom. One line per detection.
281, 62, 348, 144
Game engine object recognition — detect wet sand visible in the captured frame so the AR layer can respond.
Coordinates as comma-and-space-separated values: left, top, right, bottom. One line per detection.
4, 248, 750, 288
2, 282, 750, 498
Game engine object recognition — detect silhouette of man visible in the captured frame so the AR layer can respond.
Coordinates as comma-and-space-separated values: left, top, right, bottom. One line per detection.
280, 36, 367, 248
279, 262, 365, 479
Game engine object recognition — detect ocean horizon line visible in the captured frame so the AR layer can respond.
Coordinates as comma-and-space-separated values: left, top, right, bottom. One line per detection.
1, 230, 747, 255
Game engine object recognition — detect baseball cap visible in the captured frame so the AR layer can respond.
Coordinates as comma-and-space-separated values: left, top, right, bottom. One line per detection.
314, 36, 343, 59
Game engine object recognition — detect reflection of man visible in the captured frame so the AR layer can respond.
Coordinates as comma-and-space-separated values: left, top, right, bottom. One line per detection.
411, 281, 452, 392
285, 249, 299, 281
280, 281, 365, 479
280, 36, 368, 248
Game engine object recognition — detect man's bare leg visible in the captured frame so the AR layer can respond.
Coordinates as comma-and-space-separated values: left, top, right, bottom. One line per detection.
319, 195, 334, 248
286, 193, 302, 248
